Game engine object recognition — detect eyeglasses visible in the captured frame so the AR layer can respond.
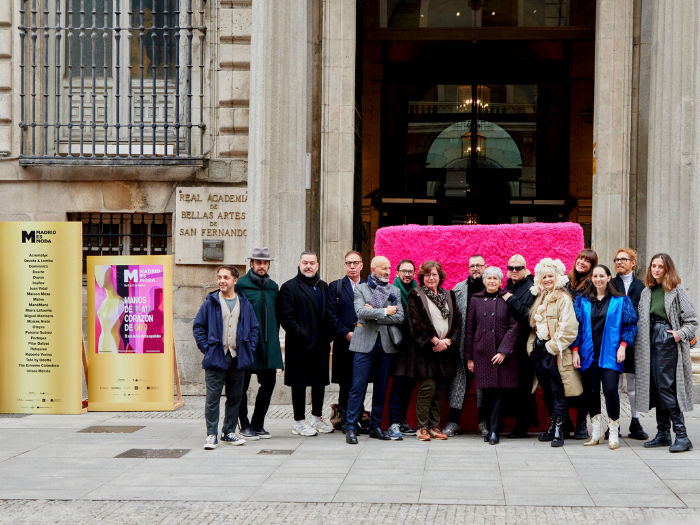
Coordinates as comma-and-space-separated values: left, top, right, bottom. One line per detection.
613, 258, 632, 263
468, 264, 485, 270
344, 261, 362, 267
398, 270, 414, 275
507, 265, 525, 272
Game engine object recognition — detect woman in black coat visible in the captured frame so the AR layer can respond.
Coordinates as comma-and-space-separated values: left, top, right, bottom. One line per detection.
407, 261, 462, 441
278, 254, 332, 436
465, 266, 519, 445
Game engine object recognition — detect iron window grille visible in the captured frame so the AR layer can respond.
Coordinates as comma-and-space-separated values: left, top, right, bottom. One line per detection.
19, 0, 207, 165
69, 212, 172, 278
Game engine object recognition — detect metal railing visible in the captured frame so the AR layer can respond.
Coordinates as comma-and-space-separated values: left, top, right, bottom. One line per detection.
19, 0, 206, 165
69, 212, 172, 277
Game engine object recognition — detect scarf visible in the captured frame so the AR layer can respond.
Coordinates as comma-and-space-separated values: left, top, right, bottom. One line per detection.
393, 276, 417, 326
248, 269, 270, 342
422, 285, 449, 319
297, 267, 320, 289
466, 277, 485, 310
249, 270, 270, 290
367, 273, 397, 309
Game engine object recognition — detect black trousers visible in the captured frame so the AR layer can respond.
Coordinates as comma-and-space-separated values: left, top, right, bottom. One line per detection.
204, 353, 246, 436
239, 368, 277, 430
482, 388, 506, 434
446, 369, 488, 424
388, 374, 418, 424
291, 385, 325, 421
529, 339, 567, 420
581, 364, 621, 421
650, 316, 679, 410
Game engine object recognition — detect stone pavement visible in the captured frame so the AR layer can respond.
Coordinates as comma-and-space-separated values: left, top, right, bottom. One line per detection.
1, 398, 700, 524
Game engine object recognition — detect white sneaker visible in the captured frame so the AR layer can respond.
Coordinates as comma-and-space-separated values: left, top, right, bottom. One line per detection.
221, 432, 246, 446
292, 421, 318, 437
204, 435, 218, 450
311, 417, 334, 434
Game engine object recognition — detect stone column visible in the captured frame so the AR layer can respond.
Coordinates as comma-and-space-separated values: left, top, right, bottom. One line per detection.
247, 0, 309, 283
319, 0, 356, 282
591, 0, 634, 267
645, 0, 700, 390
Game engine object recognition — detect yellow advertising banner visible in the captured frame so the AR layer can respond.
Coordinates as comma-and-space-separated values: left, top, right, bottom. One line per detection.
87, 255, 174, 411
0, 222, 82, 414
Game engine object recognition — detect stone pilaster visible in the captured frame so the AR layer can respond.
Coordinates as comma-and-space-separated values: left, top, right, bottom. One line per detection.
591, 0, 634, 267
319, 0, 356, 282
247, 0, 309, 282
645, 0, 700, 389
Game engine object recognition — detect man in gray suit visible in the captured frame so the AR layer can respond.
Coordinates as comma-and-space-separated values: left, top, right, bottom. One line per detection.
345, 256, 404, 444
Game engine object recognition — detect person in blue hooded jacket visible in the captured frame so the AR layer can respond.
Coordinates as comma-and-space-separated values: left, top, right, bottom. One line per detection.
572, 264, 637, 450
193, 265, 259, 450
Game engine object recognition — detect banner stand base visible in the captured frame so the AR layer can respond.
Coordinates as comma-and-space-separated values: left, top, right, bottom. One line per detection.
81, 337, 88, 414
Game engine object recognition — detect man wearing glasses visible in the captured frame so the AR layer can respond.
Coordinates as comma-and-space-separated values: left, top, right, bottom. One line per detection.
612, 248, 648, 441
502, 255, 538, 438
444, 254, 487, 437
386, 259, 419, 438
327, 251, 367, 432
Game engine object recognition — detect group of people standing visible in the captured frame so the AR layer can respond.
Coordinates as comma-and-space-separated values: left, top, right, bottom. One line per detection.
193, 245, 697, 454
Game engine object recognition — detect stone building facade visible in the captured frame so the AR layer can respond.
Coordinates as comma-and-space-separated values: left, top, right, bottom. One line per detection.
1, 0, 699, 390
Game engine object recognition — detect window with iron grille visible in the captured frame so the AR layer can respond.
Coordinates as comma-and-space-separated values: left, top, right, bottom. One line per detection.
19, 0, 207, 164
69, 213, 172, 277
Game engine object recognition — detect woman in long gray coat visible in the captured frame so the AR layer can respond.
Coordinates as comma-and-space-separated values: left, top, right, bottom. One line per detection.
635, 253, 698, 453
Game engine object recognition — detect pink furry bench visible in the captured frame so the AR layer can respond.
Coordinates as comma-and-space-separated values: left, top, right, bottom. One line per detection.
374, 222, 585, 288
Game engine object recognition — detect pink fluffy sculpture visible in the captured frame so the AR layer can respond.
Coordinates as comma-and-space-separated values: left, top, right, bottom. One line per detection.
374, 222, 585, 288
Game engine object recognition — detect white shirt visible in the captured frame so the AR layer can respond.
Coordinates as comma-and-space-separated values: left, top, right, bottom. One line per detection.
620, 272, 633, 294
349, 277, 360, 291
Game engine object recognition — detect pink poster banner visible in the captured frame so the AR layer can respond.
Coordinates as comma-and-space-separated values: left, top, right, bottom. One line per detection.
93, 264, 165, 354
374, 222, 585, 289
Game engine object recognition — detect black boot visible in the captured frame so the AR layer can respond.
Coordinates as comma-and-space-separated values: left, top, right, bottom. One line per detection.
573, 411, 589, 440
564, 415, 574, 439
488, 432, 500, 445
669, 408, 693, 453
551, 418, 565, 447
539, 419, 556, 442
628, 417, 649, 440
644, 408, 672, 448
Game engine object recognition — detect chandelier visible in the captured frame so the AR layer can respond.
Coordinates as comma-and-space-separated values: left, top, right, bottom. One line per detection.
461, 130, 486, 160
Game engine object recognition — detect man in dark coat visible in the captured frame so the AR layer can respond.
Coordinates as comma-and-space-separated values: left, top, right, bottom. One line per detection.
613, 247, 648, 440
327, 250, 366, 431
193, 265, 259, 449
502, 254, 538, 438
278, 250, 334, 437
235, 247, 284, 440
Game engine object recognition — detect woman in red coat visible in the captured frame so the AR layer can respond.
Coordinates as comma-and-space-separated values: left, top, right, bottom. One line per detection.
465, 266, 519, 444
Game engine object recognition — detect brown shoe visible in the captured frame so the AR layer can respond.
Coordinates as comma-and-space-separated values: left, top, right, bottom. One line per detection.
429, 427, 448, 440
416, 427, 431, 441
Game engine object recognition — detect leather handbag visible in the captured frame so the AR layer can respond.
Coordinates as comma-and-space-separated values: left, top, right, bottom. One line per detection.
388, 324, 403, 346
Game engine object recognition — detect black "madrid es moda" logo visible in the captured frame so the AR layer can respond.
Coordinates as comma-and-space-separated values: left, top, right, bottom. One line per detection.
22, 230, 55, 244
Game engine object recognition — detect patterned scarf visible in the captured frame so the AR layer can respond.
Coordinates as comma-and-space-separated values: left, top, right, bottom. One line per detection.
368, 273, 397, 309
422, 285, 449, 319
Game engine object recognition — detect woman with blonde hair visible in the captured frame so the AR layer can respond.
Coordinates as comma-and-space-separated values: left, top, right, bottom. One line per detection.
636, 253, 698, 453
527, 259, 582, 447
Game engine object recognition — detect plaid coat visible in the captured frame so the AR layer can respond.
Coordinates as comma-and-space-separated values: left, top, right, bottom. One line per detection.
634, 286, 698, 413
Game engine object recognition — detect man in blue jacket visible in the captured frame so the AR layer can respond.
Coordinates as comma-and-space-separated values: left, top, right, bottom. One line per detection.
193, 265, 259, 449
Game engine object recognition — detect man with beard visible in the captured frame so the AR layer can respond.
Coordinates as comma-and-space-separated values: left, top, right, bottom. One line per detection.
344, 256, 404, 444
612, 247, 648, 440
502, 254, 538, 438
278, 251, 334, 436
443, 254, 487, 437
326, 250, 367, 432
235, 247, 284, 440
386, 259, 419, 439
